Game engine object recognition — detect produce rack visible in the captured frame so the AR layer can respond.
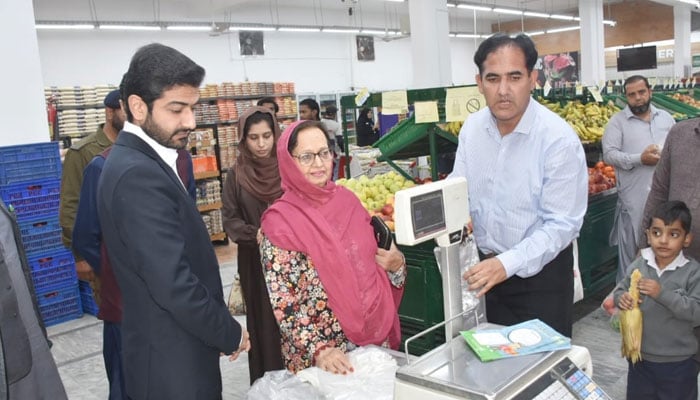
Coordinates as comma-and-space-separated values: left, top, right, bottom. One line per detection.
607, 93, 700, 121
652, 93, 700, 118
339, 86, 469, 180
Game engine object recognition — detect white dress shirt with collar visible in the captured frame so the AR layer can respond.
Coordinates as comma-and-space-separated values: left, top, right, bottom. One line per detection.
450, 97, 588, 278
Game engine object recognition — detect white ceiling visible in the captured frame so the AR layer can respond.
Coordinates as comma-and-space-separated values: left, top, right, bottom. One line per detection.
32, 0, 598, 31
34, 0, 698, 34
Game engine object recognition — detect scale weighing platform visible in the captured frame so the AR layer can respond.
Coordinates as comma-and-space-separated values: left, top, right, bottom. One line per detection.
393, 335, 606, 400
392, 178, 612, 400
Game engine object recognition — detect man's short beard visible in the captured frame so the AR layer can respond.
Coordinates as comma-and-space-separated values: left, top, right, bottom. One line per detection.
142, 114, 188, 150
629, 100, 651, 116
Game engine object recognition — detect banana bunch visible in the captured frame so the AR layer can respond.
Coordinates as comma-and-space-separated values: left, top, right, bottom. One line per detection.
443, 120, 464, 136
538, 98, 620, 143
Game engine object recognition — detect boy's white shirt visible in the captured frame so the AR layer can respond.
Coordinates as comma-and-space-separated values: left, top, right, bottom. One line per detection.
640, 247, 689, 276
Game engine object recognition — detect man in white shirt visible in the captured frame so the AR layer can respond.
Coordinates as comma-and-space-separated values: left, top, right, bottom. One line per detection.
602, 75, 674, 283
450, 33, 588, 337
96, 43, 249, 399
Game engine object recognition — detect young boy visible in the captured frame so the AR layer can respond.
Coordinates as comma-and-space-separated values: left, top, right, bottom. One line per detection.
614, 200, 700, 400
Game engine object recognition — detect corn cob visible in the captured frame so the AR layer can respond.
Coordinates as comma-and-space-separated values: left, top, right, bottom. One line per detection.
620, 269, 643, 364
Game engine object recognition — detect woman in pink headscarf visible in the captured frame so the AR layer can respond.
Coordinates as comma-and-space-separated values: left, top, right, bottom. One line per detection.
260, 120, 406, 374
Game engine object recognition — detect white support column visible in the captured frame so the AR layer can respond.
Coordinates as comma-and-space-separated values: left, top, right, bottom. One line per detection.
409, 0, 452, 88
578, 0, 606, 86
0, 0, 49, 145
674, 5, 692, 79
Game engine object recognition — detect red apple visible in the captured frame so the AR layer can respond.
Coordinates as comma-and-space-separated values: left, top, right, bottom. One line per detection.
381, 204, 394, 216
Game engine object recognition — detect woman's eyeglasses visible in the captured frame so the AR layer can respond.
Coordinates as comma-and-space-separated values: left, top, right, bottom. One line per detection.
293, 149, 333, 166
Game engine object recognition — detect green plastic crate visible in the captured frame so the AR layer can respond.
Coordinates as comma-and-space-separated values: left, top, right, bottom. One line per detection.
578, 190, 618, 296
397, 241, 446, 356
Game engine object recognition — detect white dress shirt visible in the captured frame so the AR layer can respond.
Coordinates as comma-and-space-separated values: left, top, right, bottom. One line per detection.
450, 98, 588, 278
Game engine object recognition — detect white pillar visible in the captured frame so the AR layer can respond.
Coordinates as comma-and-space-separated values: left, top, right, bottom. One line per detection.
673, 5, 692, 79
578, 0, 606, 86
409, 0, 452, 88
0, 1, 49, 145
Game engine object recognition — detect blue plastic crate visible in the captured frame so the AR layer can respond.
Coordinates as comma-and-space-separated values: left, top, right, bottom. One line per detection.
0, 142, 62, 185
78, 280, 99, 316
17, 215, 63, 255
27, 249, 77, 292
37, 283, 83, 327
80, 292, 99, 316
0, 179, 60, 220
36, 283, 80, 307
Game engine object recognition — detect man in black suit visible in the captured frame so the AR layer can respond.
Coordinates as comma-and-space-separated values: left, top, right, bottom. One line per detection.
97, 43, 249, 399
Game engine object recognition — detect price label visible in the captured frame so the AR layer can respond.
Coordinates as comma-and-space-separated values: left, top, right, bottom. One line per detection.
543, 80, 552, 97
588, 86, 604, 103
355, 88, 370, 107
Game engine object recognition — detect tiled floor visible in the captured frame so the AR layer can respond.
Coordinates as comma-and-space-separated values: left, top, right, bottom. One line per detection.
48, 242, 640, 399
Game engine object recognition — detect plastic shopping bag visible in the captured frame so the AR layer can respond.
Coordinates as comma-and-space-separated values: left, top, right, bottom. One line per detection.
573, 240, 584, 303
227, 274, 246, 316
246, 370, 323, 400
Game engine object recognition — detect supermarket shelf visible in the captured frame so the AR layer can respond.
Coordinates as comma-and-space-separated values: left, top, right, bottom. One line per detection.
197, 113, 297, 127
199, 93, 296, 102
210, 232, 227, 242
197, 201, 223, 212
194, 170, 220, 180
56, 103, 105, 111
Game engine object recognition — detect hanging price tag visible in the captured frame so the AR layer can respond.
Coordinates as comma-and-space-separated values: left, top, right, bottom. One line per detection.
575, 82, 583, 96
588, 86, 604, 103
543, 80, 552, 97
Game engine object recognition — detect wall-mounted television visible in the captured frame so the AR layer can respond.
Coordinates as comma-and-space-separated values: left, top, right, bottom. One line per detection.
617, 46, 657, 72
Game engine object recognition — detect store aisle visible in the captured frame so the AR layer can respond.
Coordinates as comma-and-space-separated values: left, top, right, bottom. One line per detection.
48, 243, 637, 399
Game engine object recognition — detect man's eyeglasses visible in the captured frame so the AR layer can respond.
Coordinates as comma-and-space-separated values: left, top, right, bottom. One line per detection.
293, 149, 333, 166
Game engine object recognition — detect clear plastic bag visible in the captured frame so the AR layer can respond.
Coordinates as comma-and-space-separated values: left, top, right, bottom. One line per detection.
295, 346, 398, 400
245, 370, 323, 400
458, 234, 481, 312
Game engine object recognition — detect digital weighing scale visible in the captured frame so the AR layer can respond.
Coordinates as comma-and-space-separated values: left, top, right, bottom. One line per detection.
392, 178, 611, 400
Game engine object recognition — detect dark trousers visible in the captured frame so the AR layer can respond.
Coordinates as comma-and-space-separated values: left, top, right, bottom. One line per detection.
626, 357, 698, 400
104, 321, 126, 400
484, 244, 574, 337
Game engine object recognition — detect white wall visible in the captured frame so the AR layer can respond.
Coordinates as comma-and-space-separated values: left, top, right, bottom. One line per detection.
1, 1, 51, 146
37, 30, 480, 94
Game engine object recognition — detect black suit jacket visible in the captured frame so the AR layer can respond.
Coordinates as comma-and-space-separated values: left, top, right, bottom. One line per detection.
97, 131, 241, 399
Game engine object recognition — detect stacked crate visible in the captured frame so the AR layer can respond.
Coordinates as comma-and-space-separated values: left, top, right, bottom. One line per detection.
0, 142, 82, 326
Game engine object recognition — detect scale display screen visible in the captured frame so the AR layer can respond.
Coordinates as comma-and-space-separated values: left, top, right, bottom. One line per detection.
411, 190, 446, 240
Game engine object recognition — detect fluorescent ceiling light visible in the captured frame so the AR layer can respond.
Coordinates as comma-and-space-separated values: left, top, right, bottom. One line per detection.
550, 14, 575, 21
676, 0, 699, 5
457, 4, 492, 11
322, 28, 360, 33
547, 26, 580, 33
523, 11, 550, 18
493, 8, 523, 15
447, 3, 456, 7
278, 27, 321, 32
166, 25, 211, 31
100, 24, 161, 31
526, 30, 546, 36
229, 26, 276, 31
603, 20, 617, 26
361, 29, 389, 35
455, 33, 483, 38
384, 0, 405, 2
35, 23, 95, 30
